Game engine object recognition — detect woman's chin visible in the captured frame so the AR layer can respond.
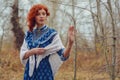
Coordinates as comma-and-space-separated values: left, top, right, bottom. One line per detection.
37, 23, 45, 26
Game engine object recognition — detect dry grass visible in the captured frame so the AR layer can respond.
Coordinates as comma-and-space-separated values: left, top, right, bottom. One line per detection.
0, 49, 120, 80
0, 49, 23, 80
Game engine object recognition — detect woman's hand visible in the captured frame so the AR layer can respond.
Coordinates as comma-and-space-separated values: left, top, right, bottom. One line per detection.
23, 48, 46, 59
63, 26, 75, 58
31, 48, 46, 55
68, 26, 75, 46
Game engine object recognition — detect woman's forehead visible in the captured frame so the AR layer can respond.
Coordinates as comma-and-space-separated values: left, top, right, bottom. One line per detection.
37, 9, 46, 13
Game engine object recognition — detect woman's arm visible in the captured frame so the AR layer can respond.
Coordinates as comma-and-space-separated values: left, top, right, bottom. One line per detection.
63, 26, 75, 58
23, 48, 46, 59
23, 49, 34, 60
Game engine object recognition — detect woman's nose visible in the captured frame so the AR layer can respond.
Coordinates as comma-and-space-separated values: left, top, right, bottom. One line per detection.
40, 14, 44, 18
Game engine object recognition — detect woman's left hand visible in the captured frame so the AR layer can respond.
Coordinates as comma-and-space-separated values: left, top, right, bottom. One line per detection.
68, 26, 75, 46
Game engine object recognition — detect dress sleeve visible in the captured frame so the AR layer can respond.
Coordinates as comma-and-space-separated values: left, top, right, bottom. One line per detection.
48, 33, 70, 76
55, 34, 69, 61
20, 39, 29, 66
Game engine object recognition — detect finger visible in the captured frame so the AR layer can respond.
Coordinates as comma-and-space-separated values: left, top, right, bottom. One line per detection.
70, 25, 74, 28
70, 26, 74, 30
71, 26, 74, 29
68, 26, 71, 31
44, 48, 47, 51
42, 49, 46, 52
68, 26, 74, 33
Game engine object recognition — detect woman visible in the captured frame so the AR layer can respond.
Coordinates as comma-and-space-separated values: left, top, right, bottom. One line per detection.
20, 4, 75, 80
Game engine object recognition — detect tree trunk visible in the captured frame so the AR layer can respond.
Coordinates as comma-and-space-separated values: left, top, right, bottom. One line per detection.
11, 0, 24, 51
72, 0, 77, 80
89, 0, 99, 55
107, 0, 116, 80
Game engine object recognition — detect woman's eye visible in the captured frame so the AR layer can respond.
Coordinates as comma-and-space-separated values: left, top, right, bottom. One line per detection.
36, 12, 46, 16
42, 13, 46, 16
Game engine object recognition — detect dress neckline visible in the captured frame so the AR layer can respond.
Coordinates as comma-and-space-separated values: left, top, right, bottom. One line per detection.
36, 25, 48, 32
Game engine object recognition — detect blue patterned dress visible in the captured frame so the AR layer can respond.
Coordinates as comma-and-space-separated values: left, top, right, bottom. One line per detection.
20, 25, 68, 80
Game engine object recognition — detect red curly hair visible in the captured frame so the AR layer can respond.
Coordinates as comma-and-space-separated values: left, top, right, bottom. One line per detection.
27, 4, 50, 31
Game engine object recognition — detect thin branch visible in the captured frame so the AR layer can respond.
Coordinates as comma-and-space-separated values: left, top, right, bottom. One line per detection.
47, 0, 97, 17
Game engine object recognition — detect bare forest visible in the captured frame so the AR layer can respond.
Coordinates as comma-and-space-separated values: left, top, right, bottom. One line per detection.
0, 0, 120, 80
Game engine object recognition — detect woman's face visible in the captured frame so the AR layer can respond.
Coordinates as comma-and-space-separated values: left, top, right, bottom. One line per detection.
35, 9, 47, 27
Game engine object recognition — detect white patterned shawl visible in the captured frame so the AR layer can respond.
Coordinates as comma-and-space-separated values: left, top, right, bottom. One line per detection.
20, 34, 64, 77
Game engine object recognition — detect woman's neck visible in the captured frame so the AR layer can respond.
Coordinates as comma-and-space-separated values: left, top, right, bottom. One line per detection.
37, 24, 45, 28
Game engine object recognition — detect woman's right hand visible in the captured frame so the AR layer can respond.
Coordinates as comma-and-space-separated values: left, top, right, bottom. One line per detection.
23, 48, 46, 59
31, 48, 46, 55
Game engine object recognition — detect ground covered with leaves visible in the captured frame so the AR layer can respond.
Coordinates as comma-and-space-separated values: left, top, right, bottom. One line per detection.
0, 49, 120, 80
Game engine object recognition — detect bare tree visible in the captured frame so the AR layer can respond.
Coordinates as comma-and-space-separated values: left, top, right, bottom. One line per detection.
107, 0, 116, 80
89, 0, 99, 55
71, 0, 78, 80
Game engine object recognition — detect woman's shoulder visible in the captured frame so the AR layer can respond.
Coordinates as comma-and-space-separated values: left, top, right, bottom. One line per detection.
24, 30, 33, 37
43, 27, 58, 36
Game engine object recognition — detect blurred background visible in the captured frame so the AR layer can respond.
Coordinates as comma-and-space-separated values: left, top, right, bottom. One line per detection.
0, 0, 120, 80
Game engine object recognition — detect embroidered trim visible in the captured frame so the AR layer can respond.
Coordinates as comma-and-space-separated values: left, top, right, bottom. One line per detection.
25, 28, 57, 49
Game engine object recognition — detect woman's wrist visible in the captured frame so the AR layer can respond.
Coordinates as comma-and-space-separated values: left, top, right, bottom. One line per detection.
23, 49, 34, 59
68, 40, 73, 48
29, 48, 38, 55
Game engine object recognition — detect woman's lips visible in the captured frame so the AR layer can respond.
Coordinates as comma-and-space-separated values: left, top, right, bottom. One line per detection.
40, 19, 44, 21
